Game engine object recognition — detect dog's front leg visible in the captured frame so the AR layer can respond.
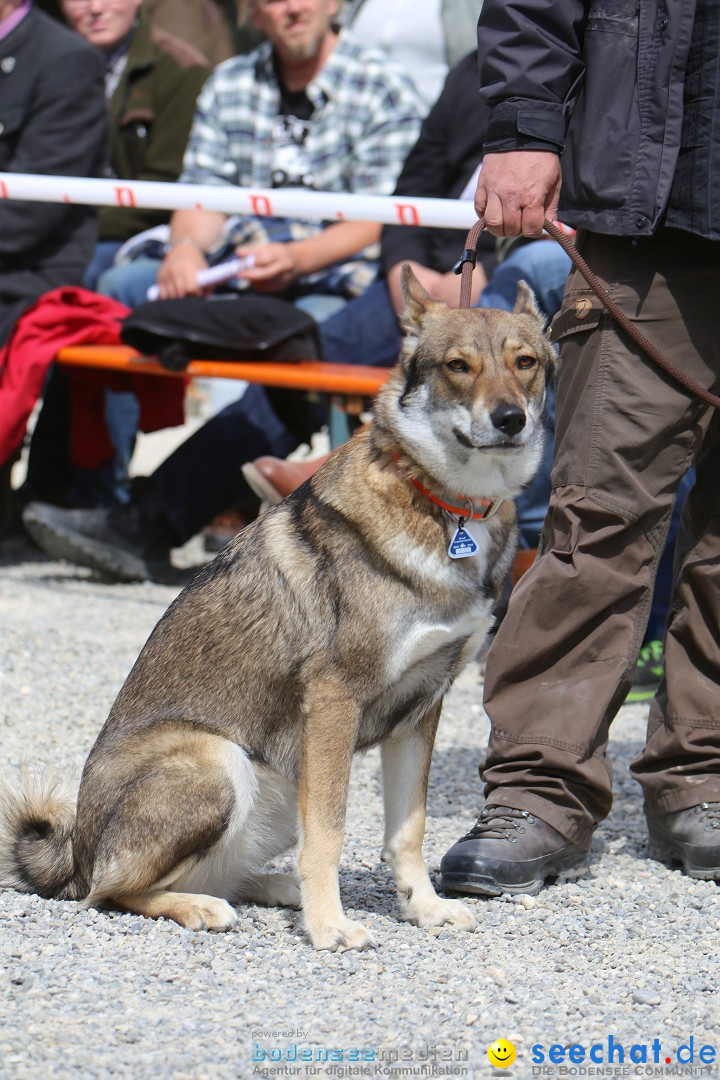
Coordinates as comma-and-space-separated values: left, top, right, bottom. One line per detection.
381, 702, 476, 933
298, 679, 375, 952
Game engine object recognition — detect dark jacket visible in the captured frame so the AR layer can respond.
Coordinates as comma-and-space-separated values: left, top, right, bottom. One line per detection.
100, 8, 208, 240
380, 52, 494, 275
0, 6, 107, 342
477, 0, 699, 236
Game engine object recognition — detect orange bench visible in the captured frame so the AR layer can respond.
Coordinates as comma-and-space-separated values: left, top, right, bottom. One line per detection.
56, 344, 390, 447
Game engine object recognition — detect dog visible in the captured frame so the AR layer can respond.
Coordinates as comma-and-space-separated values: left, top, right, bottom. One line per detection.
0, 267, 554, 951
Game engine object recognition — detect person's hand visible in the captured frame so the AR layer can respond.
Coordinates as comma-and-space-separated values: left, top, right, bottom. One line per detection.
155, 242, 209, 299
235, 243, 300, 293
387, 261, 487, 316
475, 151, 562, 237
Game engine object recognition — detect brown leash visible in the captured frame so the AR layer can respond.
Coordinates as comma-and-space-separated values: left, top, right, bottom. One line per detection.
455, 217, 720, 411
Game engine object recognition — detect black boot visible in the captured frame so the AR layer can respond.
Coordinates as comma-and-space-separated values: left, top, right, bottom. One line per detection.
440, 806, 590, 897
22, 480, 181, 583
647, 802, 720, 880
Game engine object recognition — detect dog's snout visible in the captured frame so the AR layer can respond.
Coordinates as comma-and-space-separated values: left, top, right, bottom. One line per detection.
490, 403, 526, 437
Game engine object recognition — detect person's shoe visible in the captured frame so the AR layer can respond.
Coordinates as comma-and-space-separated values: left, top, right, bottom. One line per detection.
22, 500, 178, 583
647, 802, 720, 880
241, 454, 329, 505
439, 806, 590, 897
626, 639, 664, 703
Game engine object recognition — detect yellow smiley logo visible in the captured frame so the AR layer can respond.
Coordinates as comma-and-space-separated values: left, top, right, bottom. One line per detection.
487, 1039, 516, 1068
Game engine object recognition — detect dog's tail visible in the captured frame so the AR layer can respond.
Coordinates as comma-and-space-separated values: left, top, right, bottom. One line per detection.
0, 765, 84, 900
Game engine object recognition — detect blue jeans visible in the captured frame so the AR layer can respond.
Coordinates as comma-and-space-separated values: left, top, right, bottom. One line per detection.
98, 261, 351, 319
98, 257, 161, 307
84, 241, 124, 292
479, 239, 571, 321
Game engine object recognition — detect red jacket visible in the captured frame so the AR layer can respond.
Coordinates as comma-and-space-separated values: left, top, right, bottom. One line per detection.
0, 287, 185, 468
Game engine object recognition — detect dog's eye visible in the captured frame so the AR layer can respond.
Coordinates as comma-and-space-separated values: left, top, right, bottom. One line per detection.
446, 358, 470, 374
516, 355, 538, 370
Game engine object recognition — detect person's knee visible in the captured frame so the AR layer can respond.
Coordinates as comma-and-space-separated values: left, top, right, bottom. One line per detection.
97, 260, 161, 307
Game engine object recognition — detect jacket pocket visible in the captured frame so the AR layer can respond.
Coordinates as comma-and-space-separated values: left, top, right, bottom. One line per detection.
117, 107, 154, 178
562, 2, 641, 209
549, 294, 603, 344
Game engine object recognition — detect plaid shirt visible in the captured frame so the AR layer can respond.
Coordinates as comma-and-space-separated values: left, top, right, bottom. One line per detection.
179, 31, 423, 296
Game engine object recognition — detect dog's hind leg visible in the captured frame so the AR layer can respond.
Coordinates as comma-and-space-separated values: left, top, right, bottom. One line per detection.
113, 888, 238, 931
81, 732, 258, 931
381, 702, 476, 933
186, 767, 301, 910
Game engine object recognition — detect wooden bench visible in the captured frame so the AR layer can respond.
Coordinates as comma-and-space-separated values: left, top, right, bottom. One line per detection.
56, 344, 390, 447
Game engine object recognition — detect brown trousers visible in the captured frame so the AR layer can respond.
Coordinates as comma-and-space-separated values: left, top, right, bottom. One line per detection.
483, 230, 720, 848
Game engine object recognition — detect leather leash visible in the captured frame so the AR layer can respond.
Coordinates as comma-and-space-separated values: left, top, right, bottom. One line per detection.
454, 217, 720, 411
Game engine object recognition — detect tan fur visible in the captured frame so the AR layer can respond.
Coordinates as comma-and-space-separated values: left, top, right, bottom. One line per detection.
0, 269, 555, 950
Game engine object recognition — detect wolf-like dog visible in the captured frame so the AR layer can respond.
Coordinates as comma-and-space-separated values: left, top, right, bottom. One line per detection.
0, 268, 554, 951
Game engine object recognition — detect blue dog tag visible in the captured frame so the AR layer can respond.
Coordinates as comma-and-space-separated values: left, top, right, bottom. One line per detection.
448, 524, 479, 559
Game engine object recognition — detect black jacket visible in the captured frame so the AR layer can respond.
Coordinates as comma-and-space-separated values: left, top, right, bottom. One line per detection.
0, 6, 107, 342
380, 52, 494, 276
477, 0, 699, 236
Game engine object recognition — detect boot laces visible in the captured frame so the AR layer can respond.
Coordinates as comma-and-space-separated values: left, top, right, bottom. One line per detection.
463, 806, 537, 843
692, 802, 720, 832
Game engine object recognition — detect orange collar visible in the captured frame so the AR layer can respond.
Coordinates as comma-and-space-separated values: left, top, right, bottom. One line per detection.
393, 455, 503, 521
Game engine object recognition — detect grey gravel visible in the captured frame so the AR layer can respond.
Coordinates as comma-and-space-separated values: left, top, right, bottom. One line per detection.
1, 538, 719, 1080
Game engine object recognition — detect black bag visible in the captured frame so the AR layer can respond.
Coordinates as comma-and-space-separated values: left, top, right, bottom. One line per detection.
120, 293, 322, 371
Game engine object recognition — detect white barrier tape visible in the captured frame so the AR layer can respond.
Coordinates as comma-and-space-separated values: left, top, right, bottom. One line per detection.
0, 173, 478, 230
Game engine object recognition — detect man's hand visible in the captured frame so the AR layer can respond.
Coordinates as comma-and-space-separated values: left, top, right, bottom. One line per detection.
155, 242, 209, 299
154, 209, 226, 299
475, 151, 561, 237
234, 243, 300, 293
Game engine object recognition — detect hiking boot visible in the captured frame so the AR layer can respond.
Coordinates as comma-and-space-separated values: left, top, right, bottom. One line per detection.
439, 806, 590, 897
626, 639, 664, 703
647, 802, 720, 880
22, 499, 180, 583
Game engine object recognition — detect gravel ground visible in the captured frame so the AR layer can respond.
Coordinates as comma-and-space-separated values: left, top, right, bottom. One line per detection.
0, 537, 718, 1080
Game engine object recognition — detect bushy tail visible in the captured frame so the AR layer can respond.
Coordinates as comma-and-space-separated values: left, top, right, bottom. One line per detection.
0, 765, 83, 900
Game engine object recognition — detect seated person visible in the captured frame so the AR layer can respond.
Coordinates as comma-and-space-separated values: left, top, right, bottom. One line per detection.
0, 0, 106, 344
21, 48, 570, 582
95, 0, 423, 310
0, 0, 106, 528
59, 0, 209, 289
21, 0, 210, 511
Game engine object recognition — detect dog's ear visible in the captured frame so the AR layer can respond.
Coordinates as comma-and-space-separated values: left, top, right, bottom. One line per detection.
512, 280, 545, 324
400, 264, 435, 336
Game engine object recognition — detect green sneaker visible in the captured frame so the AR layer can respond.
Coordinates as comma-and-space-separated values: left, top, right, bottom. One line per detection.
626, 639, 664, 703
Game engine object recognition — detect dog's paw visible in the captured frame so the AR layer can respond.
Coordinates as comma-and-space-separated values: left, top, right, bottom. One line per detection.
307, 917, 377, 953
403, 896, 476, 932
168, 896, 239, 932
